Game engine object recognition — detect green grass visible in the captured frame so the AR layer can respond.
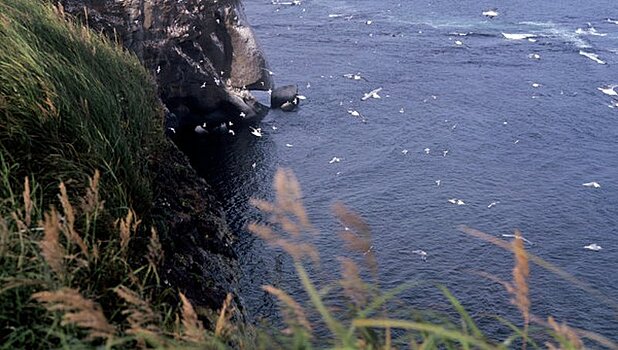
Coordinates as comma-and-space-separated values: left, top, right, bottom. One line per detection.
0, 0, 186, 348
0, 0, 163, 214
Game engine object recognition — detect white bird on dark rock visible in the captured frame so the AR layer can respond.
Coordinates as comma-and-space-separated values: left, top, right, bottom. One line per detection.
194, 125, 208, 135
250, 127, 262, 137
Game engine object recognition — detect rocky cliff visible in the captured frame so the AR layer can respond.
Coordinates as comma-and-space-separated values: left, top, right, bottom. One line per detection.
62, 0, 273, 131
58, 0, 274, 317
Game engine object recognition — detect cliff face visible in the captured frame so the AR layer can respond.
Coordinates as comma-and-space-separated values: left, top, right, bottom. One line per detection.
58, 0, 274, 317
62, 0, 273, 130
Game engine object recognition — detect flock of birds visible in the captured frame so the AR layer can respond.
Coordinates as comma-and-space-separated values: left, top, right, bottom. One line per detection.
249, 5, 614, 260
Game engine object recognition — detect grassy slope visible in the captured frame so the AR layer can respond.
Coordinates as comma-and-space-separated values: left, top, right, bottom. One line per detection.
0, 0, 203, 348
0, 0, 162, 214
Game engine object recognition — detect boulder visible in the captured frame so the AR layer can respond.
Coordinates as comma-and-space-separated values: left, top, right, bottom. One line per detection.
271, 84, 299, 111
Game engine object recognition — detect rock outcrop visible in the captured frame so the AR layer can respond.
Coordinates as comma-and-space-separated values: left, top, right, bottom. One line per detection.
62, 0, 273, 131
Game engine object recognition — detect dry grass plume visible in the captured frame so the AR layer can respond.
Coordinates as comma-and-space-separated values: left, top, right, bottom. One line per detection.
32, 287, 115, 340
179, 292, 205, 343
115, 285, 161, 340
215, 293, 234, 338
40, 208, 66, 278
58, 182, 89, 258
262, 285, 312, 335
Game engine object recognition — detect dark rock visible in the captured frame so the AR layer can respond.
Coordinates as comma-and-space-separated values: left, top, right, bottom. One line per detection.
61, 0, 274, 129
148, 141, 245, 321
271, 84, 299, 110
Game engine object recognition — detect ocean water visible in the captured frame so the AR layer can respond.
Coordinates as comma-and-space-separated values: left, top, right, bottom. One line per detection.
188, 0, 618, 341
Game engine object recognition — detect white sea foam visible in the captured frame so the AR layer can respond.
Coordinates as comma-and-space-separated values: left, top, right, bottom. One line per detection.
576, 24, 607, 37
544, 27, 591, 48
579, 50, 606, 64
519, 21, 555, 28
502, 33, 537, 40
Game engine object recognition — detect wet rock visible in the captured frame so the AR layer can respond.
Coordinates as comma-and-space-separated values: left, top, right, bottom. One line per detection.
271, 84, 299, 111
149, 141, 244, 321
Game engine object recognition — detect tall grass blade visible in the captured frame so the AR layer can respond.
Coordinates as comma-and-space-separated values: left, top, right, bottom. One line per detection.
438, 285, 484, 340
353, 318, 499, 350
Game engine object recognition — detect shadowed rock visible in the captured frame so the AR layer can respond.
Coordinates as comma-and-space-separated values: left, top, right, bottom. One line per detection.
61, 0, 274, 129
271, 84, 299, 111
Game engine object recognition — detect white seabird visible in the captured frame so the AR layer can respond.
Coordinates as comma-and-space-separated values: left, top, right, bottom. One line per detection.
347, 110, 367, 123
488, 201, 500, 208
249, 127, 262, 137
424, 148, 430, 154
582, 182, 601, 188
402, 149, 409, 155
598, 85, 618, 96
329, 157, 341, 164
584, 243, 602, 251
344, 73, 367, 81
448, 199, 466, 205
501, 234, 533, 245
411, 249, 428, 261
361, 87, 383, 101
482, 9, 499, 19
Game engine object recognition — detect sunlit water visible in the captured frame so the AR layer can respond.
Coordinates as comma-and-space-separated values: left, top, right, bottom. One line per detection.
188, 0, 618, 341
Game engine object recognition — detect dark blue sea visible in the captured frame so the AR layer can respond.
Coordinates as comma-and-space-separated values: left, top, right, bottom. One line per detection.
190, 0, 618, 342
